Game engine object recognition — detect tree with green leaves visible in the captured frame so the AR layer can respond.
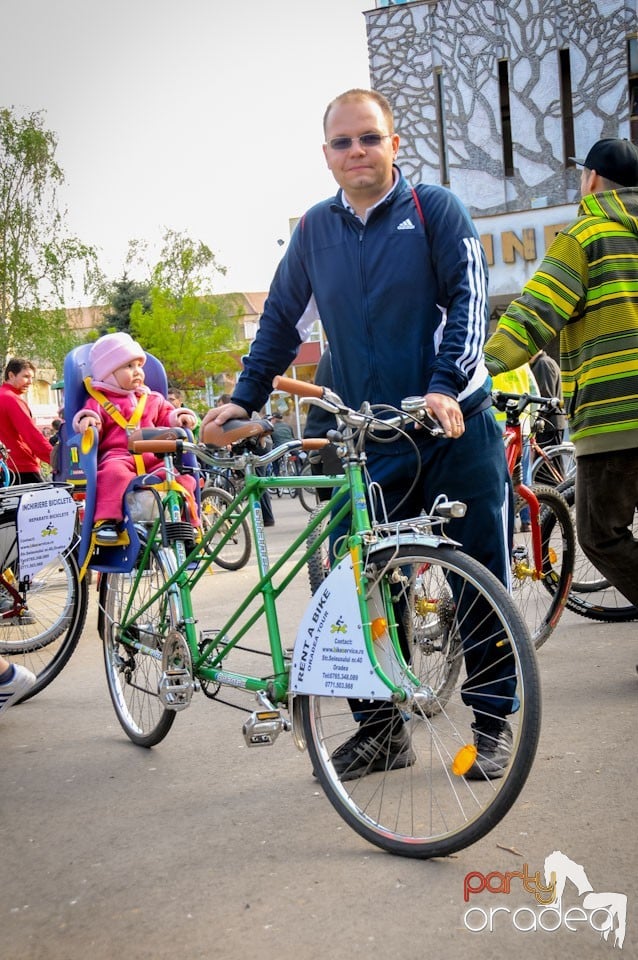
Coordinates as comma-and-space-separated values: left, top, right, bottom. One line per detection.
0, 107, 98, 371
128, 229, 246, 392
100, 275, 151, 335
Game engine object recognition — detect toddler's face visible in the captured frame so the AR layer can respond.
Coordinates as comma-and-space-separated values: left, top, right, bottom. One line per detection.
113, 359, 145, 390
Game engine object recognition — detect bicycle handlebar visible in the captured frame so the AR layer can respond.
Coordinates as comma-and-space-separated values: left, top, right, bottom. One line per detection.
492, 390, 564, 415
273, 375, 323, 398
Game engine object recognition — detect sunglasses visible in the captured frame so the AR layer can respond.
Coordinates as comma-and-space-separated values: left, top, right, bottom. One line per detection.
326, 133, 392, 151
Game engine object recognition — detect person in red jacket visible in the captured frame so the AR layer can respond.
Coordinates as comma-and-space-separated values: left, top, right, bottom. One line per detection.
0, 358, 52, 484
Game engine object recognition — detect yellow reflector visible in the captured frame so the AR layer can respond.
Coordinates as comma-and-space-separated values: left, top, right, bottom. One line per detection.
371, 617, 387, 640
452, 744, 477, 776
548, 547, 557, 564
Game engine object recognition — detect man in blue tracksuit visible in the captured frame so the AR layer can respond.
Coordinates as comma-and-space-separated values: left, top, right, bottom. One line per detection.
203, 88, 514, 780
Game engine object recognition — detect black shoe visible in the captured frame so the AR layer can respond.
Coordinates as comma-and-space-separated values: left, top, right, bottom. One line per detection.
465, 718, 513, 780
330, 724, 416, 782
94, 521, 121, 544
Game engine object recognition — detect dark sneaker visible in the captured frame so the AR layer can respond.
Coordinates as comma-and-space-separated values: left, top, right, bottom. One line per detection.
465, 718, 513, 780
330, 724, 416, 782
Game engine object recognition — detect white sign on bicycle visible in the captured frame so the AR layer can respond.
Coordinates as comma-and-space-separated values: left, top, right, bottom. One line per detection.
291, 558, 398, 700
17, 487, 76, 580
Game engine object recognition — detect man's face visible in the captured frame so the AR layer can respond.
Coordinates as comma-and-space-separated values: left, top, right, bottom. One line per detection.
8, 366, 34, 393
323, 98, 399, 204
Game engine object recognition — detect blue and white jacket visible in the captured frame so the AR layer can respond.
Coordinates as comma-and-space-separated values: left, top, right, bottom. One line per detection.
233, 166, 492, 448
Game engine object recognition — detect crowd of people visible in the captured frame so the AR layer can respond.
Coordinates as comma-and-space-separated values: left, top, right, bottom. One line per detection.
1, 90, 636, 740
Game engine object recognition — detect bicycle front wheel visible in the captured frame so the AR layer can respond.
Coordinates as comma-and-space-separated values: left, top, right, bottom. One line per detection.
511, 484, 575, 648
299, 542, 540, 859
200, 485, 251, 571
0, 549, 88, 701
100, 541, 180, 746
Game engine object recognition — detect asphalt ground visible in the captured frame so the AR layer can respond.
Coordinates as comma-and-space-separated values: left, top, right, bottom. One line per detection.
2, 495, 636, 960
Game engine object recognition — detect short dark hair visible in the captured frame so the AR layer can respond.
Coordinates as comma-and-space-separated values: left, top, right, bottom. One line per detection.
4, 357, 35, 380
323, 88, 395, 136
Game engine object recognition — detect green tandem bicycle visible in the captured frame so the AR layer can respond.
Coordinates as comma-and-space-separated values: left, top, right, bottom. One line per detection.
96, 376, 541, 859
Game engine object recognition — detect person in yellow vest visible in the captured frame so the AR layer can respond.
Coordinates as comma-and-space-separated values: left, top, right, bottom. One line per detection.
72, 333, 198, 543
492, 362, 539, 531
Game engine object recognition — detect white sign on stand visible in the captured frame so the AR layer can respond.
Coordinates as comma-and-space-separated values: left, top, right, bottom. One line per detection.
17, 487, 76, 581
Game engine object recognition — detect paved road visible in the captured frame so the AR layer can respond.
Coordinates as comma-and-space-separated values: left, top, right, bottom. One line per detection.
3, 497, 636, 959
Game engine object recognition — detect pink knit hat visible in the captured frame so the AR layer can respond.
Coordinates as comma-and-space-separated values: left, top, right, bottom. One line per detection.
89, 333, 145, 382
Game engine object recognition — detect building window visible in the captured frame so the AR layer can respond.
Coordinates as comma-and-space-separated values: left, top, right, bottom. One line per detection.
629, 36, 638, 144
498, 60, 514, 177
434, 68, 450, 186
559, 49, 576, 165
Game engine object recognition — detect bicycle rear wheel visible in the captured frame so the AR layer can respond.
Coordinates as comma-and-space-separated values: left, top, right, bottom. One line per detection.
511, 484, 574, 648
560, 479, 638, 622
298, 462, 320, 513
100, 540, 180, 746
200, 485, 251, 571
0, 548, 88, 701
299, 542, 540, 859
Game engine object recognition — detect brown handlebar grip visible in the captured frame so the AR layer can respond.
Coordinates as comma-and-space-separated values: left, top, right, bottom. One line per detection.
129, 440, 178, 454
301, 438, 331, 451
272, 375, 323, 398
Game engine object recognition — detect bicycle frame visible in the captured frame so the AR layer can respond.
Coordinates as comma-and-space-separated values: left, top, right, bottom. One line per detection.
112, 436, 430, 710
502, 416, 545, 577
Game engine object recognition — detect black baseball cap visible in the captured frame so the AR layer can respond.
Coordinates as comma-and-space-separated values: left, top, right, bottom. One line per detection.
570, 138, 638, 187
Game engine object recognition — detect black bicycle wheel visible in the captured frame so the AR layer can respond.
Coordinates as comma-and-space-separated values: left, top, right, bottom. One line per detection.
531, 442, 576, 487
100, 541, 179, 746
298, 462, 320, 513
560, 479, 638, 622
0, 548, 88, 702
299, 542, 540, 859
200, 485, 251, 571
511, 483, 575, 648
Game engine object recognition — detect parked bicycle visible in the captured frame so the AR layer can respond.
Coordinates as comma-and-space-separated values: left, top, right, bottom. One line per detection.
492, 390, 575, 648
94, 377, 540, 859
0, 481, 88, 701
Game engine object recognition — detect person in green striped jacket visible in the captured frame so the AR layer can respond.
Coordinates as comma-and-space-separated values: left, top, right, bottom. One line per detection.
485, 137, 638, 616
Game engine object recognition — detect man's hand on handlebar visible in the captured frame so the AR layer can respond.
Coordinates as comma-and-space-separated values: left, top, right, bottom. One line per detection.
424, 392, 465, 439
201, 402, 249, 429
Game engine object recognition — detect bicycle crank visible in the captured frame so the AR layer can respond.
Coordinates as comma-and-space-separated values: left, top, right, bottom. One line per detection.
159, 629, 198, 710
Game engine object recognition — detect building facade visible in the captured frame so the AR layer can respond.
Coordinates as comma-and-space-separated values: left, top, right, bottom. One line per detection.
363, 0, 637, 309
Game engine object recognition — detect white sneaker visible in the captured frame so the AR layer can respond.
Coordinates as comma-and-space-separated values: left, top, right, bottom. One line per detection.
0, 664, 36, 716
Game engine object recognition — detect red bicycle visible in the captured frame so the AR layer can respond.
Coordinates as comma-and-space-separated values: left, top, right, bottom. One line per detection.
492, 390, 575, 648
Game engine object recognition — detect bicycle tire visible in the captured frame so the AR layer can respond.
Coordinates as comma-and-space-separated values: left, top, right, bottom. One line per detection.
559, 479, 638, 622
511, 483, 575, 648
0, 548, 88, 702
100, 539, 179, 746
200, 485, 251, 571
531, 442, 576, 487
299, 541, 541, 859
298, 462, 320, 513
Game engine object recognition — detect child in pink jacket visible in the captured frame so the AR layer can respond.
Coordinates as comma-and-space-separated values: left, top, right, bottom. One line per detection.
72, 332, 198, 543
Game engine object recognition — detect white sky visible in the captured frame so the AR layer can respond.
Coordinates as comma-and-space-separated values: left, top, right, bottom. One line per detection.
1, 0, 372, 300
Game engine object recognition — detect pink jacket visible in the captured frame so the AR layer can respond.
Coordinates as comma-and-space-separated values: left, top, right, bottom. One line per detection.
73, 387, 196, 463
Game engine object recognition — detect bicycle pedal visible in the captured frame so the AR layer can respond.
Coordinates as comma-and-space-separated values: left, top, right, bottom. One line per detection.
242, 709, 291, 747
158, 668, 195, 710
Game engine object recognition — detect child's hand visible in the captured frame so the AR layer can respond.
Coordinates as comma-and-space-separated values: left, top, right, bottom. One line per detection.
177, 414, 197, 429
80, 415, 101, 432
